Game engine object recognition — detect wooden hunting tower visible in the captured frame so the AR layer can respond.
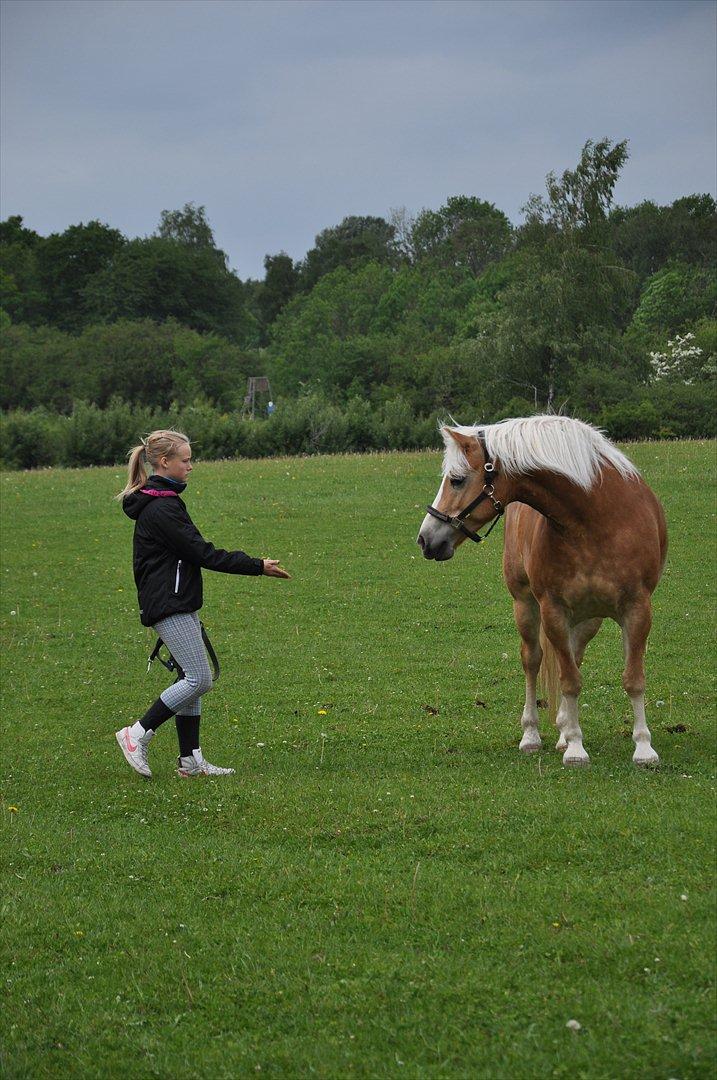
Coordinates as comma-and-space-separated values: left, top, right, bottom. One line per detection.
242, 376, 273, 419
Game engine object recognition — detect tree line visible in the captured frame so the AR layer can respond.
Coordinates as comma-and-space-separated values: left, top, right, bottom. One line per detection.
1, 138, 715, 468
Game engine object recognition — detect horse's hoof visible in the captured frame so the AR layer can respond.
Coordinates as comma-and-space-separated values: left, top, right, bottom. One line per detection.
563, 754, 590, 767
555, 737, 567, 751
520, 744, 542, 754
633, 753, 660, 769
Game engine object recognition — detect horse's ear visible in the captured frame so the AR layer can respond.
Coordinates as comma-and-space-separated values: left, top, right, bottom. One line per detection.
442, 427, 476, 456
442, 427, 483, 469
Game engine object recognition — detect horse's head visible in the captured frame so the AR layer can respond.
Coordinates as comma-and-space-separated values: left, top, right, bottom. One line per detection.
417, 426, 505, 560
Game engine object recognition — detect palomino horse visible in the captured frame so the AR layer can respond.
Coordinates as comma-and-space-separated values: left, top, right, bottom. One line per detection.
417, 416, 667, 767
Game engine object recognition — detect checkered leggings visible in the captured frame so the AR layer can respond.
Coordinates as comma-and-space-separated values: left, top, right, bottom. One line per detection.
154, 611, 213, 717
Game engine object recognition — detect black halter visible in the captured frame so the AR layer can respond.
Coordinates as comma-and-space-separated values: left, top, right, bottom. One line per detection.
425, 432, 505, 544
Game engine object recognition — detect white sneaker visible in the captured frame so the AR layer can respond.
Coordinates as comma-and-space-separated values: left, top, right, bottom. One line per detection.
116, 726, 153, 778
177, 748, 235, 777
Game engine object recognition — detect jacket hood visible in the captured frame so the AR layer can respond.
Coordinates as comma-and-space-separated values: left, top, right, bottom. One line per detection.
122, 475, 185, 520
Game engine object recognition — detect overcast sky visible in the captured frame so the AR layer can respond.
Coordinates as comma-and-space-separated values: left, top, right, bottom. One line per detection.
1, 0, 715, 279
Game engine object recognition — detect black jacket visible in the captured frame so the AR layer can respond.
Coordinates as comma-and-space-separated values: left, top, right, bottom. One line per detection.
123, 475, 263, 627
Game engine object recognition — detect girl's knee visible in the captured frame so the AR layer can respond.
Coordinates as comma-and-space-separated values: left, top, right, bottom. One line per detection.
182, 666, 213, 698
195, 670, 214, 697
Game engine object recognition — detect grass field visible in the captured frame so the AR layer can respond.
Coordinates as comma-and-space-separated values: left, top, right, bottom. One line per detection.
1, 440, 715, 1079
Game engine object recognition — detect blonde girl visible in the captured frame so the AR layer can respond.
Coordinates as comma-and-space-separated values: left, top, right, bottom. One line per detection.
115, 430, 289, 778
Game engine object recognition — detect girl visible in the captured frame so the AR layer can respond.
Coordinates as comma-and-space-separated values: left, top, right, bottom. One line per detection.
115, 429, 289, 779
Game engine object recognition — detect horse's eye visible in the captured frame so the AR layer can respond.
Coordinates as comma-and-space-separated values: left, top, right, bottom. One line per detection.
450, 476, 466, 489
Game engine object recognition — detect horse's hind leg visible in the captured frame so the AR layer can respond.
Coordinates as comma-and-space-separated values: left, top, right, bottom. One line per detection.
513, 597, 542, 752
555, 619, 603, 750
621, 600, 659, 767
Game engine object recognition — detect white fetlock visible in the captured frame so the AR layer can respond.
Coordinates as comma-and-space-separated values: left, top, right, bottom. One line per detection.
519, 728, 542, 753
562, 743, 590, 767
629, 695, 658, 768
633, 743, 659, 767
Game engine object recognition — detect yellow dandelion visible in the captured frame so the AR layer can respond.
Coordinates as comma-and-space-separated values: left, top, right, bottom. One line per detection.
318, 709, 328, 715
8, 806, 18, 813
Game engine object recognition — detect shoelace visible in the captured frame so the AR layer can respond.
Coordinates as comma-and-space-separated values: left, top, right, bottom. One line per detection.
178, 753, 234, 775
196, 755, 233, 775
200, 759, 233, 775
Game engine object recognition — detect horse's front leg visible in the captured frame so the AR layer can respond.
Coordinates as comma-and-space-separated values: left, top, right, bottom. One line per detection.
513, 597, 542, 752
554, 618, 603, 751
621, 599, 659, 767
540, 601, 589, 767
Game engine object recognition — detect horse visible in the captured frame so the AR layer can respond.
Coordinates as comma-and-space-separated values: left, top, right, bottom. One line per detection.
417, 415, 668, 767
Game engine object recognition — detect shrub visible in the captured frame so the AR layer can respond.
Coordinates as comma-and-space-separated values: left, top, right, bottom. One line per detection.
0, 407, 65, 469
262, 395, 349, 456
343, 396, 378, 451
376, 396, 416, 450
1, 390, 712, 472
648, 380, 717, 438
598, 400, 660, 441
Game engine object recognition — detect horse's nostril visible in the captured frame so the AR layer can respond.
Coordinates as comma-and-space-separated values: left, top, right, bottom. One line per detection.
417, 533, 426, 550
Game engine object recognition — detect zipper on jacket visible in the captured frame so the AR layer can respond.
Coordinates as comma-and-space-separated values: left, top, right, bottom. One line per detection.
174, 560, 182, 593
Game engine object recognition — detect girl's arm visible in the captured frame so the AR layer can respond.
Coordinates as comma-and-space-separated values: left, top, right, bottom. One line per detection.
153, 503, 264, 575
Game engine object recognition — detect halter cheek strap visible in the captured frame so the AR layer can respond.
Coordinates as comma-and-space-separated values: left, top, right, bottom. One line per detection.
425, 432, 505, 544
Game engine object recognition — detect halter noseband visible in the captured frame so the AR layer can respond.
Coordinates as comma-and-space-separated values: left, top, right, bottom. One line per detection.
425, 432, 504, 544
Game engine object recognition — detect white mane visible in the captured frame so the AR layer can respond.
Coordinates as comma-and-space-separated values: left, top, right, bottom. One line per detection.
442, 415, 640, 491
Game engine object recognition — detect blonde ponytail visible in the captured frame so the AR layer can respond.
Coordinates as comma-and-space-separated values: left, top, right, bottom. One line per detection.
115, 430, 190, 500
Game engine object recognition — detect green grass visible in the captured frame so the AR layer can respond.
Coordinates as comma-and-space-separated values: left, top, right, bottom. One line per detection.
1, 441, 715, 1079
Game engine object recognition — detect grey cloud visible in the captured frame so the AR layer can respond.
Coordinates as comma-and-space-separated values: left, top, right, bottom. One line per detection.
1, 0, 714, 278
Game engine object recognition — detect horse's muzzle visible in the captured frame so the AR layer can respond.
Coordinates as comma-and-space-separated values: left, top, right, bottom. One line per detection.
417, 531, 454, 561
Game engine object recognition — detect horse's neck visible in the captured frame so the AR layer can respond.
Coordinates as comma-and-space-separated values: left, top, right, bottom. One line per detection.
510, 469, 618, 532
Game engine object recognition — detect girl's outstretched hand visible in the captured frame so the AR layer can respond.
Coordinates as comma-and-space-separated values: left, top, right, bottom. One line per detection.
262, 559, 291, 579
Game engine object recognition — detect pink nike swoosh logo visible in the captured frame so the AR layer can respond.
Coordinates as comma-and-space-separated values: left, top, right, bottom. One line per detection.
123, 729, 138, 752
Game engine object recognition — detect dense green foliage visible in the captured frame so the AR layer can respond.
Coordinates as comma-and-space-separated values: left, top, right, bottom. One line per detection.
1, 141, 715, 461
0, 394, 438, 470
1, 442, 715, 1078
2, 385, 715, 472
0, 319, 257, 413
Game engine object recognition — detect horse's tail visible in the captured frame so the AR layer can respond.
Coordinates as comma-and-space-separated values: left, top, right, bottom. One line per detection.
538, 625, 560, 725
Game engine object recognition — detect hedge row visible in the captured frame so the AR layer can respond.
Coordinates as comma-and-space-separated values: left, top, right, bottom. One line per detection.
0, 395, 441, 470
1, 387, 714, 471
